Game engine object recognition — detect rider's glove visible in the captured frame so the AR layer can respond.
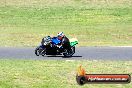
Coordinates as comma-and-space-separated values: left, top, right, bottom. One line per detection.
57, 45, 62, 48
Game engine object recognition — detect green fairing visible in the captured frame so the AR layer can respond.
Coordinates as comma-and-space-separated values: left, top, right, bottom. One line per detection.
70, 41, 78, 46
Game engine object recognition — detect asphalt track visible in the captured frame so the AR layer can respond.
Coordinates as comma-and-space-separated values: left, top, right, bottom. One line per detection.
0, 47, 132, 60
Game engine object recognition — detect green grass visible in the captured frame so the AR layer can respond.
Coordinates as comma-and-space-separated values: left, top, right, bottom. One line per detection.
0, 59, 132, 88
0, 0, 132, 47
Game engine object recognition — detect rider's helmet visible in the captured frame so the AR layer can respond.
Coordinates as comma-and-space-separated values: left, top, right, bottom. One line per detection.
57, 32, 65, 40
57, 32, 64, 37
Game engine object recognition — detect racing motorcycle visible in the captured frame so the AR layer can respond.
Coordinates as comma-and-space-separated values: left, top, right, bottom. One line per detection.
35, 36, 78, 57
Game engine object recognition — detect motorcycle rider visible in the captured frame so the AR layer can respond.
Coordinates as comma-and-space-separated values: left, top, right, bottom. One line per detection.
57, 32, 71, 50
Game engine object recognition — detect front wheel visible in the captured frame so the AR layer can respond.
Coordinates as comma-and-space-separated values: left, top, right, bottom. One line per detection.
63, 46, 75, 57
35, 46, 46, 56
35, 47, 40, 56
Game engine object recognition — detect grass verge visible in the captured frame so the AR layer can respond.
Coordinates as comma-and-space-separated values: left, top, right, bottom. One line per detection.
0, 59, 132, 88
0, 0, 132, 47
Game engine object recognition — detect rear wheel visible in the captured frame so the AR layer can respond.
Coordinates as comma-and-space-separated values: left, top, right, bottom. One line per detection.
63, 46, 75, 57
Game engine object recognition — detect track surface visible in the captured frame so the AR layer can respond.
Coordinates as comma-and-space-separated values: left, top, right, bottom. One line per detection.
0, 47, 132, 60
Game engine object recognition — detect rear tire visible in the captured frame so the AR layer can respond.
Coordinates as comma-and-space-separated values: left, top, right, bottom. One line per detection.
63, 46, 75, 57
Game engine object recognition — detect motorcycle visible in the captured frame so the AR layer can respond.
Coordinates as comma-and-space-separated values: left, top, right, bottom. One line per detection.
35, 36, 78, 57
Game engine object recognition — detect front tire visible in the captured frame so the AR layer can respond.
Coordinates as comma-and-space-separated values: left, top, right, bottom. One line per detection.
35, 46, 46, 56
41, 48, 46, 56
35, 47, 40, 56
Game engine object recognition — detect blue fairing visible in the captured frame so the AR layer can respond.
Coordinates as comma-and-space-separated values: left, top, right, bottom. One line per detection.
52, 37, 61, 45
